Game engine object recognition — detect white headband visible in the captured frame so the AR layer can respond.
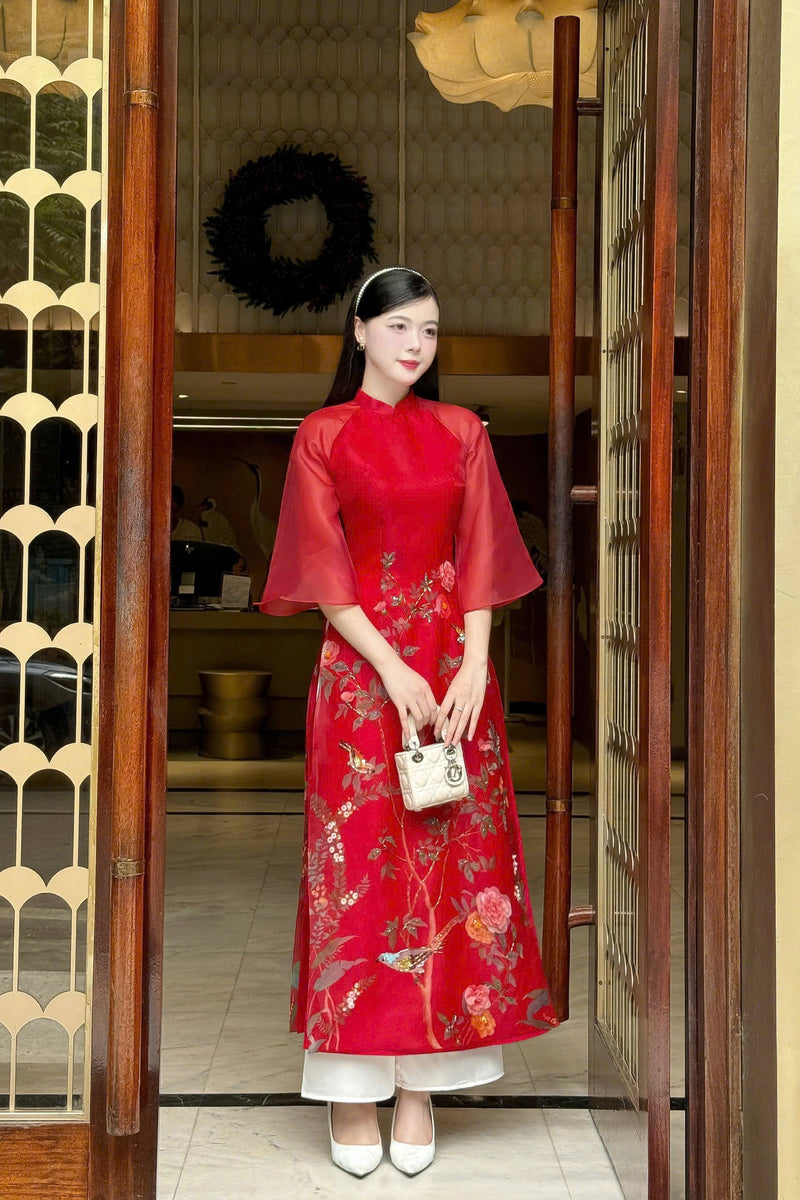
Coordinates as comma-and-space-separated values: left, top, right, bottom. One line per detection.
354, 266, 431, 315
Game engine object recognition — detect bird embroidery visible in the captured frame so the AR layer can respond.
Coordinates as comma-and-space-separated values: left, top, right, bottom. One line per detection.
339, 741, 376, 776
377, 915, 462, 974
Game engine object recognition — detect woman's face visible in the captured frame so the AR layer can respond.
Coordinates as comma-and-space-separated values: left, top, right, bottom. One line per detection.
355, 295, 439, 393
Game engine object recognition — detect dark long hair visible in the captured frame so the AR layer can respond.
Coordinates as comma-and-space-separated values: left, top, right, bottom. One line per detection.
323, 267, 440, 407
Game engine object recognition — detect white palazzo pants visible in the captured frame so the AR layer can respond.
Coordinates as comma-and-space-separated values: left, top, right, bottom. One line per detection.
301, 1046, 504, 1102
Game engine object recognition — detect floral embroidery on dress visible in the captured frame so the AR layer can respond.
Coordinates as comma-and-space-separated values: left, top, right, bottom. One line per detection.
266, 396, 555, 1056
373, 555, 458, 657
438, 651, 464, 676
522, 988, 560, 1030
475, 885, 513, 933
463, 983, 493, 1014
477, 721, 503, 774
465, 910, 494, 945
319, 642, 389, 731
290, 560, 557, 1053
300, 743, 391, 1049
463, 984, 497, 1039
432, 884, 549, 1046
438, 560, 455, 591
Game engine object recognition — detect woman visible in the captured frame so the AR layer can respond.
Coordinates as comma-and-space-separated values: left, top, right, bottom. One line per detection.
258, 266, 558, 1178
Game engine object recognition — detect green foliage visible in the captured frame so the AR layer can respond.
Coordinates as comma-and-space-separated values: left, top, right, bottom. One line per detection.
0, 92, 89, 293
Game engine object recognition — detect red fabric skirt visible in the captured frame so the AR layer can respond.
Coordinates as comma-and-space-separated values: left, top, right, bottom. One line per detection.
290, 560, 558, 1055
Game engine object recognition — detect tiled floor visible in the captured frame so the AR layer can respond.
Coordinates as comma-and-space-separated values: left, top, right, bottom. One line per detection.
159, 786, 687, 1199
159, 1105, 626, 1199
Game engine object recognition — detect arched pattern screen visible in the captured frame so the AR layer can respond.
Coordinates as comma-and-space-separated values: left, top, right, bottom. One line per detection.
0, 0, 105, 1119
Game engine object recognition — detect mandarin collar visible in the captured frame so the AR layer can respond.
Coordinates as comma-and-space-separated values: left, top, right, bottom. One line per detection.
354, 387, 417, 415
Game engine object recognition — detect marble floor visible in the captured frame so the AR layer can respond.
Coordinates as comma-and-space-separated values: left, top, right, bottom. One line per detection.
159, 786, 687, 1199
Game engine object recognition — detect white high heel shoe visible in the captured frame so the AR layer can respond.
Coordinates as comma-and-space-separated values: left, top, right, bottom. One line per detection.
389, 1094, 436, 1176
327, 1103, 383, 1177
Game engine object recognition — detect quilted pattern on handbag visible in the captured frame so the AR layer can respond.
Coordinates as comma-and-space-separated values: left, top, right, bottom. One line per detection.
395, 738, 469, 811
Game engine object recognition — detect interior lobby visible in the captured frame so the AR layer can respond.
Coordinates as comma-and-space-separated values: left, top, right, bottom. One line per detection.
154, 3, 691, 1194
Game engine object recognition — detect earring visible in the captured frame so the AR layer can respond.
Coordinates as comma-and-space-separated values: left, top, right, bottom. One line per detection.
357, 342, 365, 352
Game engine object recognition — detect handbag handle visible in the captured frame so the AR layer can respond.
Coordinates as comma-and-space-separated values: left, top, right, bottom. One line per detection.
404, 711, 449, 750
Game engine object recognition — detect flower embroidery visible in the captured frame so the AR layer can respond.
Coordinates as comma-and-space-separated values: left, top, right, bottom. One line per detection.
323, 654, 389, 730
475, 886, 513, 935
321, 639, 339, 666
470, 1011, 497, 1039
324, 818, 345, 864
511, 852, 524, 904
477, 722, 503, 774
463, 983, 493, 1015
295, 542, 558, 1054
465, 910, 494, 945
438, 560, 455, 591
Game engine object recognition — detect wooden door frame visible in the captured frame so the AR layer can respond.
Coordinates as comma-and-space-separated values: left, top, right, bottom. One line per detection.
687, 0, 781, 1195
735, 0, 780, 1191
0, 1, 176, 1195
685, 0, 745, 1179
588, 0, 679, 1195
88, 0, 177, 1192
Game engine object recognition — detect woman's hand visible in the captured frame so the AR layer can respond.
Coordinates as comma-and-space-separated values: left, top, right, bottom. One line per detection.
379, 657, 439, 745
435, 657, 488, 746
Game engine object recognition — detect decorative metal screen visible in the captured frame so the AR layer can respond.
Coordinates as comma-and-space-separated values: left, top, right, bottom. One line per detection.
596, 0, 649, 1095
0, 0, 106, 1117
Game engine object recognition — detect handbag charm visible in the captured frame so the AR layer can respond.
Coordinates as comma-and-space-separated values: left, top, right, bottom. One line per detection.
394, 713, 470, 812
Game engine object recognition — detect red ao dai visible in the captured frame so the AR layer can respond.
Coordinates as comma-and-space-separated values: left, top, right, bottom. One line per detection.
259, 388, 558, 1055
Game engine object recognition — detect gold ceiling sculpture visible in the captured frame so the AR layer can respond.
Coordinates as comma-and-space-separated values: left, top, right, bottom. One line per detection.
408, 0, 598, 111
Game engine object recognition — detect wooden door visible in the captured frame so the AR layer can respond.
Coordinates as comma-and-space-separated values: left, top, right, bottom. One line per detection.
0, 0, 176, 1195
589, 0, 680, 1195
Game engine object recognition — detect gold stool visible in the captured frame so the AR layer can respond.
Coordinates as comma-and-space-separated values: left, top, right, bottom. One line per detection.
198, 669, 273, 760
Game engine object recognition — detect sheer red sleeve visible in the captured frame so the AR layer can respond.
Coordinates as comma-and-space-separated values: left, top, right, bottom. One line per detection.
455, 415, 543, 612
256, 414, 359, 616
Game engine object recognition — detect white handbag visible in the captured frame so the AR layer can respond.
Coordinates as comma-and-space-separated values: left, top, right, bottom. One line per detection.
395, 713, 470, 811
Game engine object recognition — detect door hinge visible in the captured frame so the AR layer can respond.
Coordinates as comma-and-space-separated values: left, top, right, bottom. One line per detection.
124, 89, 158, 109
568, 904, 596, 928
577, 97, 602, 117
111, 857, 145, 879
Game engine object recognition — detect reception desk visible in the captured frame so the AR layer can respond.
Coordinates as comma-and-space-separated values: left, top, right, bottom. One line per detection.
168, 608, 324, 747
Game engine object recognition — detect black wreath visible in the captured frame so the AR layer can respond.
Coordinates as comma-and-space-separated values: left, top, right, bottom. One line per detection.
204, 144, 378, 316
